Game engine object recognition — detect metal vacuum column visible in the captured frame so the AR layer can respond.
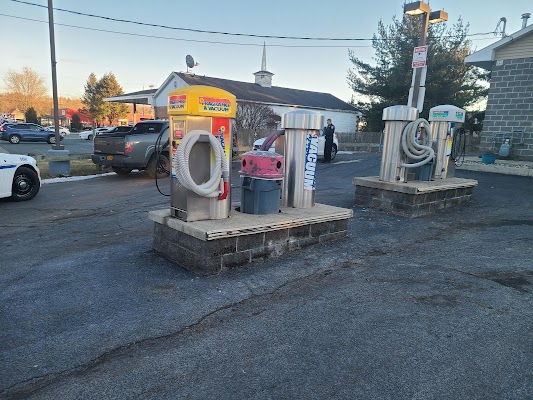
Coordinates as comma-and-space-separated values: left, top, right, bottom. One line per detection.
428, 105, 466, 179
281, 110, 324, 208
380, 105, 418, 182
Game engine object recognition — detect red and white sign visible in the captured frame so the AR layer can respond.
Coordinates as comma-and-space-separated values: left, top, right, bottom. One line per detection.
412, 45, 428, 68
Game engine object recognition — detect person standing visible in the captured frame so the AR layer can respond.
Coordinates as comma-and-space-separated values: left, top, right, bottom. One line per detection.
322, 118, 335, 163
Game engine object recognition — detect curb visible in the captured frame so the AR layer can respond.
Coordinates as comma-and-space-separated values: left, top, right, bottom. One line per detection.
457, 162, 533, 177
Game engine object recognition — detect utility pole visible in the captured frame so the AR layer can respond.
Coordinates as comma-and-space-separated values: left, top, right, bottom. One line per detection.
48, 0, 63, 150
47, 0, 70, 177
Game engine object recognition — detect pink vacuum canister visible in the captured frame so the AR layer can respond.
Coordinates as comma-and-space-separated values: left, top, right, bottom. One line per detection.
240, 150, 284, 179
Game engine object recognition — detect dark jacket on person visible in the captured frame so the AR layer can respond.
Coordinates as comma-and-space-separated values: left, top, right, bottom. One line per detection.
324, 124, 335, 138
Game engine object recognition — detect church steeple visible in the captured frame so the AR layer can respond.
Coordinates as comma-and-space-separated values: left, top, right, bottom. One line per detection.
261, 42, 267, 71
254, 42, 274, 88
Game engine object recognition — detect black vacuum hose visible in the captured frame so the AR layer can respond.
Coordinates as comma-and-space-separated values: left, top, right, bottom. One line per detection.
451, 127, 466, 167
154, 127, 170, 196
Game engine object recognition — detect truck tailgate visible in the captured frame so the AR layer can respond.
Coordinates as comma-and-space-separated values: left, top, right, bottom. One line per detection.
93, 135, 125, 154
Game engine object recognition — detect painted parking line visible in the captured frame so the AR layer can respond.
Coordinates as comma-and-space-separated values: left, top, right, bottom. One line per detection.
330, 159, 363, 165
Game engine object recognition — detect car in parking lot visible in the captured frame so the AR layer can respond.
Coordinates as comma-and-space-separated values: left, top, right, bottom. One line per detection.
45, 126, 70, 135
252, 130, 340, 160
0, 152, 41, 201
79, 127, 109, 140
79, 126, 131, 140
0, 123, 64, 144
106, 126, 133, 134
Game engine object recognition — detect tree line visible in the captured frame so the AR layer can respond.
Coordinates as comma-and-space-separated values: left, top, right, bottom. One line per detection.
1, 67, 83, 118
1, 67, 129, 127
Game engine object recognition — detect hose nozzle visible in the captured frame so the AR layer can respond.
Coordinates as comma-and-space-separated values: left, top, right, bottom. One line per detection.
218, 180, 229, 200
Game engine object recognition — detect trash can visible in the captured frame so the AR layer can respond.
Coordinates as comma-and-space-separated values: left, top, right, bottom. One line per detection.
241, 177, 281, 214
239, 150, 284, 215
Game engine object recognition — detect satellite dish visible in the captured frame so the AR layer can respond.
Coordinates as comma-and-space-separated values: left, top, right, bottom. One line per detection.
186, 55, 195, 69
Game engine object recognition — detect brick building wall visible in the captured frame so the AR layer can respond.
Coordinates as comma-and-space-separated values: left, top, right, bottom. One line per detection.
481, 57, 533, 160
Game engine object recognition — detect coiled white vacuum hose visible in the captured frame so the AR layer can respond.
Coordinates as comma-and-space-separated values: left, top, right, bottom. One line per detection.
400, 118, 435, 168
175, 130, 229, 198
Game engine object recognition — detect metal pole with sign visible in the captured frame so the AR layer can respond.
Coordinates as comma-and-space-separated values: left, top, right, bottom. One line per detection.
407, 11, 429, 113
408, 45, 428, 113
404, 1, 448, 114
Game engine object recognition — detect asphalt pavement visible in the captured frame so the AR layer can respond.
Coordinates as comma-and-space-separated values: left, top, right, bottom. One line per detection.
0, 135, 94, 157
0, 153, 532, 399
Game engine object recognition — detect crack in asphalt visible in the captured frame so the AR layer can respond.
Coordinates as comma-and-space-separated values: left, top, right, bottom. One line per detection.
0, 257, 370, 399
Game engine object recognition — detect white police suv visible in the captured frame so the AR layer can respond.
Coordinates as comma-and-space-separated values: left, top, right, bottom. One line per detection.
0, 152, 41, 201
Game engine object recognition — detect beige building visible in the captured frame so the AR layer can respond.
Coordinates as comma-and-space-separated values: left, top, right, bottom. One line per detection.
465, 19, 533, 160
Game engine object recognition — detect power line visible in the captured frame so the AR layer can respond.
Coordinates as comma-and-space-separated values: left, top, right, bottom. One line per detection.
0, 14, 373, 48
9, 0, 498, 42
0, 12, 498, 51
8, 0, 385, 41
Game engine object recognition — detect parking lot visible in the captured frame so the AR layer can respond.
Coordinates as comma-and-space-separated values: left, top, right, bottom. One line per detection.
1, 153, 532, 399
0, 135, 95, 156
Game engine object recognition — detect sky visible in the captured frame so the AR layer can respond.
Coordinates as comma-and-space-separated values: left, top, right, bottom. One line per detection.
1, 0, 532, 104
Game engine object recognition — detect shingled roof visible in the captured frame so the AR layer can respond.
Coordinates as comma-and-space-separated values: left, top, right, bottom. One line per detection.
175, 73, 358, 113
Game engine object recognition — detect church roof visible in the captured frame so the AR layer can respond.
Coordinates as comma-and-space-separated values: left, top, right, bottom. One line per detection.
175, 72, 358, 112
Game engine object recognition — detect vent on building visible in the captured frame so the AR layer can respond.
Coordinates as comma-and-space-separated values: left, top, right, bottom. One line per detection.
522, 13, 531, 29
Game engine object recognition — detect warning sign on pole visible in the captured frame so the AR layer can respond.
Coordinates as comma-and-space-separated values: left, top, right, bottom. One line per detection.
412, 46, 428, 68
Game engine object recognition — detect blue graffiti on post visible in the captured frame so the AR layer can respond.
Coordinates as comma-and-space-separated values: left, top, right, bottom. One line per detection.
304, 133, 319, 190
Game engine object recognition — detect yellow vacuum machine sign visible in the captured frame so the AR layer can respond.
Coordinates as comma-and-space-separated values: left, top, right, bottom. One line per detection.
167, 85, 236, 118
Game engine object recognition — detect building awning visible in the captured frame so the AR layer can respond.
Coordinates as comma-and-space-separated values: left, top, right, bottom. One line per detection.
465, 24, 533, 70
104, 89, 157, 105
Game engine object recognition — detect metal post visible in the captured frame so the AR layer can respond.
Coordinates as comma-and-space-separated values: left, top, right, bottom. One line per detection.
380, 106, 418, 183
408, 12, 429, 113
47, 0, 63, 150
281, 110, 324, 208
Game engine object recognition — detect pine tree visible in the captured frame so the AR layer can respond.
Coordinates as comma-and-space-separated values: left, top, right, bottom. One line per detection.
24, 107, 38, 124
71, 113, 83, 132
348, 15, 489, 131
81, 73, 102, 126
96, 73, 128, 125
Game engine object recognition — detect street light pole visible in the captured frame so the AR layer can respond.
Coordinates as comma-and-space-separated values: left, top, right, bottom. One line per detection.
47, 0, 63, 150
404, 1, 448, 114
409, 12, 429, 112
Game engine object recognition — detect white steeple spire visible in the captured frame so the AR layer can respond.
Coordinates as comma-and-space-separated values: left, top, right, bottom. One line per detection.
254, 42, 274, 87
261, 42, 267, 71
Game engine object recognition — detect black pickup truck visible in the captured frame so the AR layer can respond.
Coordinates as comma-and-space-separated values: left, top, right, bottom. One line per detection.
91, 120, 170, 177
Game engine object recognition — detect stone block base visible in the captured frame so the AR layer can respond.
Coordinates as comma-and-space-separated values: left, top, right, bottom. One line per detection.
353, 176, 478, 217
149, 204, 352, 275
47, 149, 71, 176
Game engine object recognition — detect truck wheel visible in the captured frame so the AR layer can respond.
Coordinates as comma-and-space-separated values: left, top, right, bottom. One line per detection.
112, 167, 132, 175
11, 167, 40, 201
146, 153, 170, 179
